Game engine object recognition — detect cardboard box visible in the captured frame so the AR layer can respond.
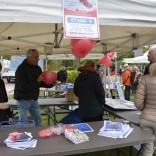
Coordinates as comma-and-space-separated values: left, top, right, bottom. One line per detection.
65, 88, 78, 102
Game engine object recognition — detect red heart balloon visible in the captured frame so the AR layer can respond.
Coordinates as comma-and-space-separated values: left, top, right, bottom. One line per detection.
71, 39, 79, 47
107, 52, 115, 59
71, 48, 89, 58
71, 39, 94, 58
100, 56, 112, 67
110, 69, 120, 76
42, 71, 57, 85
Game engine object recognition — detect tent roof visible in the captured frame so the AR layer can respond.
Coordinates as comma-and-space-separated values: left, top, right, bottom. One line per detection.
40, 53, 104, 60
0, 0, 156, 56
125, 51, 149, 64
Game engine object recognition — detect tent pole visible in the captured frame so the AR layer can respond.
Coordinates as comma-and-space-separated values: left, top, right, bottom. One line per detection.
75, 57, 80, 67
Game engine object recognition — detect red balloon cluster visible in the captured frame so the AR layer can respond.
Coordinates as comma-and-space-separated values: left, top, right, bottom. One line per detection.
42, 71, 57, 85
71, 39, 94, 58
100, 56, 112, 67
107, 52, 115, 59
110, 69, 119, 76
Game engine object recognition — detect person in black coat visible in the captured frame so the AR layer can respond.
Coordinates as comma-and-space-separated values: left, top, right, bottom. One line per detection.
57, 66, 67, 84
74, 60, 105, 122
0, 63, 13, 123
14, 49, 54, 126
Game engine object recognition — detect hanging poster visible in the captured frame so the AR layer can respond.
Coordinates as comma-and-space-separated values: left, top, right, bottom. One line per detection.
116, 81, 125, 100
63, 0, 100, 39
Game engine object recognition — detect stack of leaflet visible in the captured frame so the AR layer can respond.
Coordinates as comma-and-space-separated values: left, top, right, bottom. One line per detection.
64, 129, 89, 144
4, 132, 37, 150
98, 121, 133, 139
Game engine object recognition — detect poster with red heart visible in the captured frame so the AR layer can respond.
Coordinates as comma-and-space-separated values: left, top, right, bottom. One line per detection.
63, 0, 100, 40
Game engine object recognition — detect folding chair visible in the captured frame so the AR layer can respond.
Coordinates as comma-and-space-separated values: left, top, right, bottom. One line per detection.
44, 107, 58, 125
44, 106, 72, 125
0, 120, 35, 129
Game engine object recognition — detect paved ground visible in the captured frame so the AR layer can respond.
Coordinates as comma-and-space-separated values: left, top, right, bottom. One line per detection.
3, 78, 15, 95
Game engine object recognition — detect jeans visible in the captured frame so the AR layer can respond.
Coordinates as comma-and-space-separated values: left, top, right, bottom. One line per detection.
140, 119, 156, 156
17, 100, 42, 127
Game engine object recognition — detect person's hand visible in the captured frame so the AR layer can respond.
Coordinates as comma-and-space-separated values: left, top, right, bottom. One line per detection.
9, 118, 12, 122
37, 74, 43, 83
53, 82, 57, 86
0, 103, 9, 110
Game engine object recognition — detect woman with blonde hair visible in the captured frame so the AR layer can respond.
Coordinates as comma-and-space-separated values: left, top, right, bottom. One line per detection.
134, 63, 156, 156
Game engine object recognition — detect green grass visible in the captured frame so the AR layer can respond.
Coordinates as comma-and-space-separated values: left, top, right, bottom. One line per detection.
72, 147, 138, 156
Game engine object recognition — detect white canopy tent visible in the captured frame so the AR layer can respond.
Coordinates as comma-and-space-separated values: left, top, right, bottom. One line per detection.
0, 0, 156, 56
125, 51, 149, 64
39, 54, 104, 60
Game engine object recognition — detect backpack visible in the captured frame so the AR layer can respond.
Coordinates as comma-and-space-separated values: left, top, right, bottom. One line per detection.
130, 71, 138, 85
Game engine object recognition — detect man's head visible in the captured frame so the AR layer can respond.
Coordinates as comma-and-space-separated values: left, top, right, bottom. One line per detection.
147, 47, 156, 62
26, 49, 39, 65
123, 64, 129, 68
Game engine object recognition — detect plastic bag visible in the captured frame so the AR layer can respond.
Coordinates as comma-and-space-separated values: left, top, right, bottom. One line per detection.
39, 129, 52, 139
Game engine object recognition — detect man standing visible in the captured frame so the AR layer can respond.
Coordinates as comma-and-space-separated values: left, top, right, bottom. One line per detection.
14, 49, 54, 126
57, 66, 67, 84
122, 64, 131, 101
144, 47, 156, 75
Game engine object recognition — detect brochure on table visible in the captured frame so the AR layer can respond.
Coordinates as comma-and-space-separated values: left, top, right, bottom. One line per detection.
72, 123, 94, 132
98, 121, 134, 138
105, 98, 137, 110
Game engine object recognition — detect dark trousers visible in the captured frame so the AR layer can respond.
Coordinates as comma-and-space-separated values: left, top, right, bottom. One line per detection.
82, 114, 103, 122
124, 86, 131, 101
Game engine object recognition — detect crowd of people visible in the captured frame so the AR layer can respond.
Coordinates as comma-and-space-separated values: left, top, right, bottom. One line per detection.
122, 64, 141, 100
0, 47, 156, 155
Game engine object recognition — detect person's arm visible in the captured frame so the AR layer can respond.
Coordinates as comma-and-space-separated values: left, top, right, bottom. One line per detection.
95, 77, 105, 106
134, 77, 146, 110
73, 79, 79, 97
122, 71, 129, 84
65, 71, 68, 80
39, 80, 54, 88
0, 103, 9, 109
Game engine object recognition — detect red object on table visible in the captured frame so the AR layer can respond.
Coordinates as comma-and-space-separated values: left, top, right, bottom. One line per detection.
39, 129, 52, 139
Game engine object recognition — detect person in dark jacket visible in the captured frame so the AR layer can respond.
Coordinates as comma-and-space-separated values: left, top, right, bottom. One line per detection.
0, 63, 13, 123
57, 66, 67, 84
144, 47, 156, 75
74, 60, 105, 122
14, 49, 54, 126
